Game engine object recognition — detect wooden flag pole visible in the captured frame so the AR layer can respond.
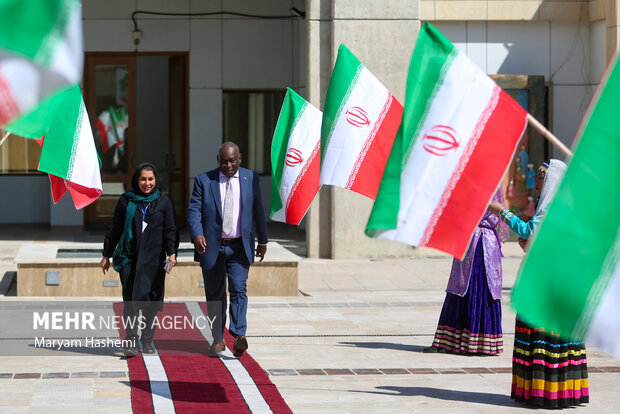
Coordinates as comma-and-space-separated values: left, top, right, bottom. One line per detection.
526, 113, 573, 158
0, 131, 9, 147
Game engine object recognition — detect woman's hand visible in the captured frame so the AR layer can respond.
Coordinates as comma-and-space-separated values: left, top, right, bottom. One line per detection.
100, 257, 110, 274
167, 254, 177, 272
518, 237, 529, 252
488, 201, 505, 216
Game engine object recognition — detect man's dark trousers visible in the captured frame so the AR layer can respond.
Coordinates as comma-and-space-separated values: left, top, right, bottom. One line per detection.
201, 238, 249, 343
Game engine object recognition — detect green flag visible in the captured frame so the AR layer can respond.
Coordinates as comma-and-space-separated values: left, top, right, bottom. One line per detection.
0, 0, 82, 127
512, 53, 620, 357
5, 85, 102, 209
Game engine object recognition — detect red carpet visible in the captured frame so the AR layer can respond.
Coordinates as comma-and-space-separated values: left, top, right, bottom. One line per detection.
114, 302, 292, 413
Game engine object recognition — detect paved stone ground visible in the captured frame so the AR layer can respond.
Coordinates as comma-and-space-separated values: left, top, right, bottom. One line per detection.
0, 225, 619, 413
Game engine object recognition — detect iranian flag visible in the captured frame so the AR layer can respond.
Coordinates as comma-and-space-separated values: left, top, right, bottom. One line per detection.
270, 89, 321, 225
320, 45, 403, 199
97, 106, 127, 152
5, 85, 102, 209
512, 53, 620, 357
0, 0, 82, 127
366, 23, 528, 259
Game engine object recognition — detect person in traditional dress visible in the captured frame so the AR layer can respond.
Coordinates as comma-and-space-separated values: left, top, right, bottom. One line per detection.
423, 187, 509, 355
101, 163, 178, 357
489, 159, 589, 408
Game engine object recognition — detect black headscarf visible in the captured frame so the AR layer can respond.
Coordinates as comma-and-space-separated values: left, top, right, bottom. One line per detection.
131, 162, 159, 196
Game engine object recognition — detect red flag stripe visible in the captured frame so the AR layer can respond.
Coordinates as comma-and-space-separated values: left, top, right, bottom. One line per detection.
49, 174, 101, 209
423, 88, 527, 258
0, 74, 20, 125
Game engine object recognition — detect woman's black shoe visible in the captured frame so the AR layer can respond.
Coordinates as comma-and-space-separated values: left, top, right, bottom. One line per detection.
123, 346, 138, 357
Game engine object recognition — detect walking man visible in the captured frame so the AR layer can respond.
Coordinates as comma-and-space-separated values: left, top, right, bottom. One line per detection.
188, 142, 268, 357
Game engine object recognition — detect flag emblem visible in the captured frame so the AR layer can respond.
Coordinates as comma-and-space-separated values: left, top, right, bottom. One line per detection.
0, 76, 20, 124
422, 125, 459, 156
285, 147, 304, 167
345, 106, 371, 127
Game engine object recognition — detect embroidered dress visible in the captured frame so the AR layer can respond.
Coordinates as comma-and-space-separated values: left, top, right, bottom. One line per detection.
429, 188, 507, 355
501, 159, 589, 407
512, 319, 589, 407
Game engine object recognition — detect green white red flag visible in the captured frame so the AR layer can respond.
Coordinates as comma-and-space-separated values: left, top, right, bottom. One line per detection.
97, 106, 127, 152
320, 45, 403, 199
0, 0, 82, 127
512, 53, 620, 357
5, 85, 102, 209
270, 88, 321, 225
366, 22, 528, 259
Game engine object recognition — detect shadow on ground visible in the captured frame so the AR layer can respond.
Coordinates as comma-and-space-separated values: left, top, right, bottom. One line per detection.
121, 380, 229, 403
339, 341, 427, 353
350, 386, 521, 408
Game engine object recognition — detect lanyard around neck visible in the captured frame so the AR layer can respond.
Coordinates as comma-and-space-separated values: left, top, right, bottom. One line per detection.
139, 203, 150, 220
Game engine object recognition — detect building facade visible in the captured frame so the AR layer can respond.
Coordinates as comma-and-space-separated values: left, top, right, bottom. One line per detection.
0, 0, 617, 258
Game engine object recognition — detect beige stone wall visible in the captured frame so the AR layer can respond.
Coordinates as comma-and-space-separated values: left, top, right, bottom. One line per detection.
17, 262, 298, 297
306, 0, 420, 259
421, 0, 618, 62
606, 0, 620, 60
421, 0, 590, 22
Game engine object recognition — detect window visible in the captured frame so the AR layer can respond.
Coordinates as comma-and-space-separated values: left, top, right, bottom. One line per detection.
0, 131, 43, 174
223, 90, 285, 175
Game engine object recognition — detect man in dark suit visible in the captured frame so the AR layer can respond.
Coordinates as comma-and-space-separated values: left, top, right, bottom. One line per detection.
188, 142, 268, 357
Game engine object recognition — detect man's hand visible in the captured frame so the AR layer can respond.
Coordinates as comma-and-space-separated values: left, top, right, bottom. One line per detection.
167, 254, 177, 271
193, 235, 206, 254
256, 244, 267, 262
100, 257, 110, 274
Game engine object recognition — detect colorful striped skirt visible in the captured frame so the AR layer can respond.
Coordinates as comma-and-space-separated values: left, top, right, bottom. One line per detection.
431, 240, 503, 355
511, 319, 589, 408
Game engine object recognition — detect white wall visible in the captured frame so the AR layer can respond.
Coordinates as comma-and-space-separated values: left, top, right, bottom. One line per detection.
433, 20, 596, 159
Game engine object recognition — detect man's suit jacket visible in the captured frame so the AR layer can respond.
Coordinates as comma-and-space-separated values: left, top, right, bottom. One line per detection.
188, 167, 268, 270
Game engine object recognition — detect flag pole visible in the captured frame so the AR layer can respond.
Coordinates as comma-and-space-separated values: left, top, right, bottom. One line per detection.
0, 131, 10, 147
526, 113, 573, 158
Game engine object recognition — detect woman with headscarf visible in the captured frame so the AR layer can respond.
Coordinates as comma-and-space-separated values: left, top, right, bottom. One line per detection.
489, 159, 589, 408
424, 187, 509, 355
100, 163, 178, 357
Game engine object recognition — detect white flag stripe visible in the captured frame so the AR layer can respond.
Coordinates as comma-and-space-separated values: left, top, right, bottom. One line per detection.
320, 67, 389, 187
2, 59, 40, 112
48, 7, 83, 84
142, 352, 177, 414
345, 93, 394, 189
68, 101, 102, 190
185, 302, 273, 414
377, 52, 496, 245
585, 230, 620, 355
271, 103, 322, 223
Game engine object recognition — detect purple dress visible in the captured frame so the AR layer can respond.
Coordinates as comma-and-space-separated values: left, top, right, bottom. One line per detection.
430, 192, 506, 355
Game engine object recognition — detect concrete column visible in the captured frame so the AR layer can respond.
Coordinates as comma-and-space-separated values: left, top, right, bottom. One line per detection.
306, 0, 421, 258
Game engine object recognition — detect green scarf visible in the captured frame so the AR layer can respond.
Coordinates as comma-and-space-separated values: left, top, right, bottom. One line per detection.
112, 189, 160, 271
